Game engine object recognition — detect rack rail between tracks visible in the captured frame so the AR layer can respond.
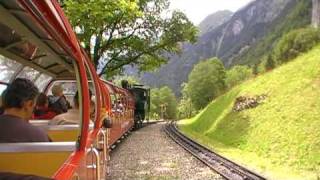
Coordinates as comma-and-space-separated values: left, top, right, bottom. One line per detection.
164, 122, 266, 180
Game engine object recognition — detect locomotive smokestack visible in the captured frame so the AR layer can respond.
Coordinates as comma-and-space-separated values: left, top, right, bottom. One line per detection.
121, 80, 130, 89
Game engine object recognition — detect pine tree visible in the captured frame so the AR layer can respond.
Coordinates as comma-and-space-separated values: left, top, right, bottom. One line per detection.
253, 63, 259, 75
265, 55, 275, 71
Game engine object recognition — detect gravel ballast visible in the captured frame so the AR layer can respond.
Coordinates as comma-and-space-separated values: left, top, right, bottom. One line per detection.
108, 122, 223, 180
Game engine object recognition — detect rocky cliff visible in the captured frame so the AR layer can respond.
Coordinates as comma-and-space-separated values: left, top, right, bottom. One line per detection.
198, 10, 233, 35
139, 0, 312, 96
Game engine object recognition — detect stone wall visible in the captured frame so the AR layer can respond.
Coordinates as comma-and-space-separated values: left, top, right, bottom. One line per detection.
312, 0, 320, 28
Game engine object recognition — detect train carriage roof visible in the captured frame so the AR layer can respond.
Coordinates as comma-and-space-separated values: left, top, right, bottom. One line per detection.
0, 1, 77, 82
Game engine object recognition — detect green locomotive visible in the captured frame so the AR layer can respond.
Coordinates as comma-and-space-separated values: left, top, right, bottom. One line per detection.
121, 80, 150, 129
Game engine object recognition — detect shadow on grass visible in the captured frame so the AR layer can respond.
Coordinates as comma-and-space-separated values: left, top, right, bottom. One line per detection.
183, 87, 251, 149
190, 89, 241, 133
206, 111, 251, 148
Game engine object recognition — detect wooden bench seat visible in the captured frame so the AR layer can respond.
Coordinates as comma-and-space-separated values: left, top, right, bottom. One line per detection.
29, 122, 94, 142
0, 142, 75, 178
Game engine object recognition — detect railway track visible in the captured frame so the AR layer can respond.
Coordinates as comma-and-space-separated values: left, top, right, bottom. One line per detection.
164, 122, 266, 180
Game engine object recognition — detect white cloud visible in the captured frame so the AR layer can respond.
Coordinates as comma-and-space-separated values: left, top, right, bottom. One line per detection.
170, 0, 253, 24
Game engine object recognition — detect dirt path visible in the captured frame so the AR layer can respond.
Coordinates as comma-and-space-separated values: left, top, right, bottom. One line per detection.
108, 122, 223, 180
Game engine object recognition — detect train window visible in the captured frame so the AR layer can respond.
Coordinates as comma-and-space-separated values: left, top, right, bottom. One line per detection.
16, 66, 40, 81
47, 81, 78, 107
0, 55, 22, 83
46, 80, 97, 109
0, 84, 7, 95
111, 95, 116, 106
84, 62, 98, 123
62, 82, 78, 96
34, 74, 53, 92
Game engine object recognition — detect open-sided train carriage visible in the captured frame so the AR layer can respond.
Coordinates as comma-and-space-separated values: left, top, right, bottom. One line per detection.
0, 1, 151, 179
102, 80, 135, 146
0, 1, 110, 179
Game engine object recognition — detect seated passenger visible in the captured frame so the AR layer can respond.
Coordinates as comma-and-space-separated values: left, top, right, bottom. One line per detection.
33, 93, 56, 119
49, 92, 81, 125
117, 100, 124, 113
50, 91, 94, 125
0, 78, 51, 142
48, 84, 71, 114
90, 99, 95, 120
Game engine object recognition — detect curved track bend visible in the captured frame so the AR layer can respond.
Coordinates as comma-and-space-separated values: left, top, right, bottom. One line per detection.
164, 122, 266, 180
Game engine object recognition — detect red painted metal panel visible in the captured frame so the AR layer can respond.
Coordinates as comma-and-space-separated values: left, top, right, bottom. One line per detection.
9, 1, 136, 179
16, 1, 92, 179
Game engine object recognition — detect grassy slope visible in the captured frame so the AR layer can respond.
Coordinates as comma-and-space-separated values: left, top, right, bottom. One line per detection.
179, 46, 320, 180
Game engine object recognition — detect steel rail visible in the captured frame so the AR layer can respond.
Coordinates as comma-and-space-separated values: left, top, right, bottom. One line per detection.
164, 122, 266, 180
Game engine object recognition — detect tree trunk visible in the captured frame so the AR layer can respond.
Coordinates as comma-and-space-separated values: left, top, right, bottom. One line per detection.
312, 0, 320, 28
93, 36, 102, 70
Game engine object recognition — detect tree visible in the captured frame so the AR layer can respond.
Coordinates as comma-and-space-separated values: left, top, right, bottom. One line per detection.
265, 54, 275, 71
226, 65, 252, 88
187, 58, 226, 110
252, 63, 259, 75
150, 86, 177, 120
274, 27, 320, 64
62, 0, 198, 77
177, 83, 196, 119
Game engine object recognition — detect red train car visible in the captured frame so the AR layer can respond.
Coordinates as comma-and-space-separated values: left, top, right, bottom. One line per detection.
0, 1, 149, 179
101, 80, 135, 146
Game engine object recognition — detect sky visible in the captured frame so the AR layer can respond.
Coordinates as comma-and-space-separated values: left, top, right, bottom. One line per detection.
170, 0, 253, 24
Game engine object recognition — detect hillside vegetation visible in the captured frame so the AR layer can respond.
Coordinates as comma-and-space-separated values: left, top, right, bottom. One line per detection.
179, 46, 320, 179
140, 0, 311, 96
237, 0, 312, 66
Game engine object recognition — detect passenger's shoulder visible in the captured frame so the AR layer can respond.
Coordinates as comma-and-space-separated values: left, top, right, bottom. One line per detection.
25, 123, 48, 137
27, 124, 46, 134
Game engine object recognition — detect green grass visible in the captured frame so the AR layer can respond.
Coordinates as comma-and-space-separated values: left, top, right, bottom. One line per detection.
179, 45, 320, 180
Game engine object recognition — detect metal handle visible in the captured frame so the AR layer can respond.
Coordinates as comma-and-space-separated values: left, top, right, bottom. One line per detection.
87, 146, 101, 180
97, 129, 107, 162
71, 173, 80, 180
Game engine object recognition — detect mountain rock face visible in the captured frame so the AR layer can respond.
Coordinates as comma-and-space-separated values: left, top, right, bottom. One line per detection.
199, 0, 293, 67
198, 10, 233, 35
139, 0, 311, 96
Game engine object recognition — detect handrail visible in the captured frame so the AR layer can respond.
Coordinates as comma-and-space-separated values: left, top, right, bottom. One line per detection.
40, 125, 82, 130
0, 142, 76, 152
86, 146, 101, 180
37, 124, 94, 130
29, 120, 50, 125
30, 121, 95, 130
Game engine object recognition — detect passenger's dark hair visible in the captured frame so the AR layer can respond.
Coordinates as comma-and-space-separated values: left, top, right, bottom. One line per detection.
36, 93, 48, 107
3, 78, 39, 109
